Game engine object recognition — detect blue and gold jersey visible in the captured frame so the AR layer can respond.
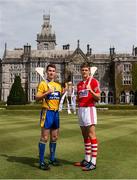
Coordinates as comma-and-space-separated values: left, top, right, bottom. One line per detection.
37, 80, 62, 110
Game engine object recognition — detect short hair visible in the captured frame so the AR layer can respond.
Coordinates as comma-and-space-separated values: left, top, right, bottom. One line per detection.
46, 64, 56, 71
80, 62, 90, 69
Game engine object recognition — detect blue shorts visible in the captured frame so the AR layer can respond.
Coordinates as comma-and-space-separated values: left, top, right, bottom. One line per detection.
40, 109, 59, 129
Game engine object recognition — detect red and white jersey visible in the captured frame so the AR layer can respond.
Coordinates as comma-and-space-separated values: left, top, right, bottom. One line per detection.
77, 77, 100, 107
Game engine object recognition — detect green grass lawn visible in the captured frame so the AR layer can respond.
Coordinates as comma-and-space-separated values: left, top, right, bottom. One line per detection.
0, 109, 137, 179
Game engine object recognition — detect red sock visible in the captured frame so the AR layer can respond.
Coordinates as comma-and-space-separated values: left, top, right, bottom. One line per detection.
84, 138, 91, 162
91, 138, 98, 165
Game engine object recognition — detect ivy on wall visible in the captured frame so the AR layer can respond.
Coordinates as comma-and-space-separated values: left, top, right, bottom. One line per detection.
132, 63, 137, 91
115, 62, 134, 103
115, 70, 123, 103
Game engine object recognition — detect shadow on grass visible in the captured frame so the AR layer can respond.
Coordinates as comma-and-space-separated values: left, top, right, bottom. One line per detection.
1, 154, 74, 168
1, 154, 38, 168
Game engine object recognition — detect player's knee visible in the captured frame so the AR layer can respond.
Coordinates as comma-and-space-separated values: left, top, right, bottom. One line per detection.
89, 132, 96, 139
51, 135, 58, 141
41, 136, 48, 143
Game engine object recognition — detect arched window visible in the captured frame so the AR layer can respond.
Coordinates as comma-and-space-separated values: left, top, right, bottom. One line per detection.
108, 92, 113, 104
101, 91, 106, 103
120, 91, 126, 103
129, 91, 134, 103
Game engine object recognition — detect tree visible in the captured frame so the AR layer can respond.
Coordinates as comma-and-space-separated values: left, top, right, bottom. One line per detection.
7, 76, 27, 105
134, 91, 137, 105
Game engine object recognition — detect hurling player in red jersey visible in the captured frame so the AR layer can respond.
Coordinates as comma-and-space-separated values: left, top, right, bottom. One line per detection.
74, 62, 100, 171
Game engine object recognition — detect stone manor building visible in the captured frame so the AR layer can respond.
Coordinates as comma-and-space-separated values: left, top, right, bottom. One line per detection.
0, 14, 137, 104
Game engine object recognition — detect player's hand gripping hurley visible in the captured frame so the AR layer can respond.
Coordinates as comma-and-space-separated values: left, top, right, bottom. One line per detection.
87, 67, 97, 89
35, 67, 54, 92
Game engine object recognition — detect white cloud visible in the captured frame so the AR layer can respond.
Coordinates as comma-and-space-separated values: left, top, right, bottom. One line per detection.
0, 0, 136, 57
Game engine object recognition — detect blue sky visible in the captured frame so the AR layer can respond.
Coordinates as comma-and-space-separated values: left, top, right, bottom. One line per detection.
0, 0, 137, 58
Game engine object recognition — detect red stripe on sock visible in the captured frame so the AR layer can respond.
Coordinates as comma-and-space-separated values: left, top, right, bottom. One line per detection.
84, 138, 91, 144
92, 150, 97, 152
92, 155, 97, 157
91, 138, 98, 144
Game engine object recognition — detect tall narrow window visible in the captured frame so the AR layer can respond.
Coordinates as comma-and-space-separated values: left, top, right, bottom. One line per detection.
123, 63, 132, 85
129, 91, 134, 103
44, 43, 48, 50
120, 91, 126, 103
32, 89, 36, 100
108, 92, 113, 104
101, 91, 106, 103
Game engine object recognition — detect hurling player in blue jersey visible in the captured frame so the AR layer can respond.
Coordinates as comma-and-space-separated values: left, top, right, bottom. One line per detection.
36, 64, 62, 170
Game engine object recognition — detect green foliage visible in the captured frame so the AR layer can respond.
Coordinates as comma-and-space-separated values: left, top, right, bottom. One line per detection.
132, 63, 137, 105
132, 63, 137, 91
6, 104, 41, 110
115, 70, 122, 103
96, 104, 137, 110
7, 76, 27, 105
5, 104, 137, 110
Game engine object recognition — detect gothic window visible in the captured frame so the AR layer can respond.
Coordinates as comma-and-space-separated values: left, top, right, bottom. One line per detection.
44, 43, 48, 50
101, 91, 106, 103
108, 92, 113, 104
32, 63, 37, 68
32, 72, 36, 82
41, 62, 46, 67
122, 63, 132, 85
123, 63, 131, 72
129, 91, 134, 103
120, 91, 126, 103
74, 65, 81, 72
37, 74, 41, 82
123, 75, 132, 85
32, 88, 36, 101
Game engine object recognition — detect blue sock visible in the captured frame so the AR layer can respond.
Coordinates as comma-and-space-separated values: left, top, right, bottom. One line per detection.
38, 141, 46, 164
49, 141, 56, 161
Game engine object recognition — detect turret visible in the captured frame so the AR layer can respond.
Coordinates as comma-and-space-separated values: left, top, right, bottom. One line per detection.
37, 14, 56, 50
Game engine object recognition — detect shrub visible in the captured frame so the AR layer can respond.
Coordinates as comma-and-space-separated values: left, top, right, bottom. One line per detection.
7, 76, 27, 105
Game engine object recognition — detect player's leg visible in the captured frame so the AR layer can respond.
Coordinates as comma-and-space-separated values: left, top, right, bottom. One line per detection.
49, 111, 60, 166
74, 126, 91, 167
80, 107, 92, 163
38, 127, 50, 170
49, 128, 60, 165
89, 125, 98, 166
66, 96, 71, 114
82, 125, 97, 171
38, 109, 53, 170
89, 107, 98, 167
74, 107, 91, 167
82, 107, 98, 171
81, 126, 91, 163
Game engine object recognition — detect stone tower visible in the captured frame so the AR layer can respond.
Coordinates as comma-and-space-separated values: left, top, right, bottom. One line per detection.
37, 14, 56, 50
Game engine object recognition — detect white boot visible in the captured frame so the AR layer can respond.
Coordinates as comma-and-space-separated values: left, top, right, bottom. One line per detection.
68, 110, 72, 114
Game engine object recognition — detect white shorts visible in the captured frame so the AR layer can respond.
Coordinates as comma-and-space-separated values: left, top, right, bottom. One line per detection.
78, 107, 97, 127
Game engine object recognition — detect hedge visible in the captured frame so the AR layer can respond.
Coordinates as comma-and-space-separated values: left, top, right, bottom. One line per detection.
0, 104, 136, 110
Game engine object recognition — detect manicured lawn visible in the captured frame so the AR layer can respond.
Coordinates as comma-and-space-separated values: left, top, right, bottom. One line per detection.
0, 109, 137, 179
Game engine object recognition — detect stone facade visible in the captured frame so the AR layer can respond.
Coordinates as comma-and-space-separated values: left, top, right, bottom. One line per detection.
0, 14, 137, 104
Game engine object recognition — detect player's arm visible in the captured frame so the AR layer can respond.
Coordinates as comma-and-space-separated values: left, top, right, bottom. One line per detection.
86, 80, 100, 101
35, 89, 53, 101
88, 90, 100, 101
61, 82, 67, 95
35, 82, 53, 101
61, 87, 66, 94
